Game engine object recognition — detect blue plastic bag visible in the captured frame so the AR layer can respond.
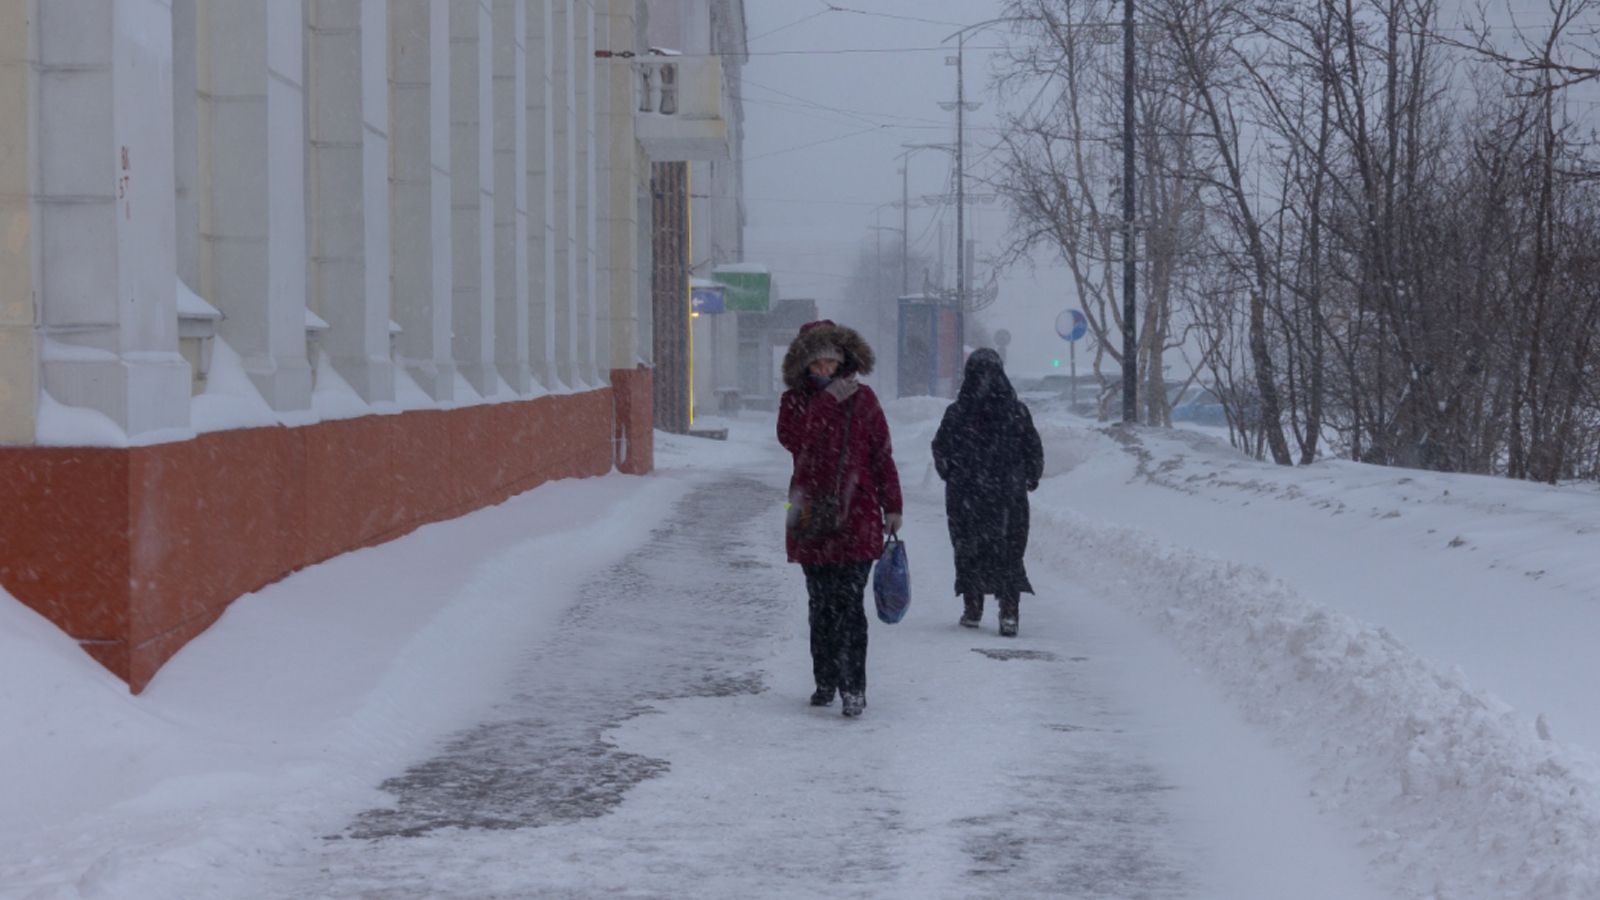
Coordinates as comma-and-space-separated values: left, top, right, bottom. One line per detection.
873, 537, 910, 624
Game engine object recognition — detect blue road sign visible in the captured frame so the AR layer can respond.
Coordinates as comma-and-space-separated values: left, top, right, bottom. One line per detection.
692, 286, 725, 314
1055, 309, 1088, 342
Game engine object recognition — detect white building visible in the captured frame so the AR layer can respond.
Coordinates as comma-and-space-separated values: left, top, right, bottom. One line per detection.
640, 0, 751, 424
0, 0, 740, 691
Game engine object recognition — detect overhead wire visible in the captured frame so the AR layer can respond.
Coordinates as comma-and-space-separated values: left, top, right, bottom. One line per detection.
746, 9, 834, 45
738, 4, 1019, 286
720, 44, 1012, 58
699, 193, 890, 207
740, 96, 901, 133
811, 4, 968, 29
743, 76, 951, 129
744, 124, 895, 162
740, 97, 1008, 137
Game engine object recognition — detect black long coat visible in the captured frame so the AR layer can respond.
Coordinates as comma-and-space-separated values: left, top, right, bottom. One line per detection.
931, 350, 1044, 597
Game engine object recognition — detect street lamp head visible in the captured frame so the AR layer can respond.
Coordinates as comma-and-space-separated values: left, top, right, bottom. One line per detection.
942, 16, 1030, 44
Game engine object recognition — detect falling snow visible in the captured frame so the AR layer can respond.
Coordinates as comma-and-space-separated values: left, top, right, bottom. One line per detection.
5, 398, 1600, 899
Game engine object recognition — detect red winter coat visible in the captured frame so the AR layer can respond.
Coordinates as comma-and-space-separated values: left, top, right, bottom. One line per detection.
778, 382, 902, 564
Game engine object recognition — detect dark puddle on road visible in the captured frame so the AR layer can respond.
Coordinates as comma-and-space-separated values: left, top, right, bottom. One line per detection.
344, 721, 673, 838
972, 648, 1065, 662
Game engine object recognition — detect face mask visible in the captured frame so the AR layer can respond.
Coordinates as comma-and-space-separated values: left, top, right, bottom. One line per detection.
808, 373, 834, 387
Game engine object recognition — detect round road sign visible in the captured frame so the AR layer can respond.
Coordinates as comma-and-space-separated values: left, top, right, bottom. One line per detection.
1055, 309, 1088, 342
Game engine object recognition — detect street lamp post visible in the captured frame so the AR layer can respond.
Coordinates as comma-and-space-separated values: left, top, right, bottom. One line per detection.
1121, 0, 1138, 424
942, 14, 1138, 421
939, 37, 982, 375
955, 35, 968, 361
867, 223, 902, 361
897, 141, 957, 297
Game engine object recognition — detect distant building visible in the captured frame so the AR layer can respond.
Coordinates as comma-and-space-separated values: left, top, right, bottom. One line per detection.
898, 293, 964, 399
641, 0, 752, 431
0, 1, 738, 691
736, 298, 820, 410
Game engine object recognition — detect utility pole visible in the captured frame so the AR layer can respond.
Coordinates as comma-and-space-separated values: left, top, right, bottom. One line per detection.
934, 14, 1130, 407
1122, 0, 1138, 424
874, 218, 883, 303
868, 223, 901, 362
955, 34, 967, 368
941, 40, 981, 388
900, 157, 910, 295
897, 142, 955, 296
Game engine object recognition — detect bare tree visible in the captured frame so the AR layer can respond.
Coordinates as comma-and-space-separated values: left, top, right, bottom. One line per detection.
839, 235, 939, 392
994, 0, 1600, 483
993, 0, 1219, 425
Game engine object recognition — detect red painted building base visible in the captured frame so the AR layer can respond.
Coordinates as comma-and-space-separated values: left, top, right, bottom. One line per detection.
0, 373, 653, 693
610, 365, 654, 476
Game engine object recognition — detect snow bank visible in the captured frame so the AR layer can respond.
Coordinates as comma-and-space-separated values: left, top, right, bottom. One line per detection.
1031, 505, 1600, 900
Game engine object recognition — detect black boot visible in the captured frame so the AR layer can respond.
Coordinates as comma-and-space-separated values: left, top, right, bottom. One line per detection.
841, 691, 866, 717
810, 686, 836, 706
998, 593, 1020, 637
960, 594, 983, 628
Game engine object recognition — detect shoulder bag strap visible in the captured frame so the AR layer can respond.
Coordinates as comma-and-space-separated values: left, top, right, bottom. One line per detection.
830, 396, 857, 497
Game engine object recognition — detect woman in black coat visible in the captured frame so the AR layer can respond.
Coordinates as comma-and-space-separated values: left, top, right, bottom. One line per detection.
931, 349, 1044, 636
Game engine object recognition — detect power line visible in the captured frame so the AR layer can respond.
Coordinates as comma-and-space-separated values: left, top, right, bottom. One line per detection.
741, 96, 902, 132
719, 44, 1013, 58
740, 96, 1007, 135
748, 3, 969, 44
813, 4, 969, 29
709, 194, 891, 207
745, 124, 894, 162
743, 76, 951, 128
747, 9, 834, 45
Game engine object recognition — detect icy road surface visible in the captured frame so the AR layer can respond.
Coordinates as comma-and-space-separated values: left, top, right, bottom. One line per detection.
2, 412, 1400, 900
258, 434, 1381, 900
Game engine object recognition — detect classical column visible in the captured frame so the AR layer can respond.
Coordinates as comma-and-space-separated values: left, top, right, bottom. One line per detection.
304, 0, 394, 403
360, 0, 395, 401
574, 0, 598, 386
602, 0, 642, 374
526, 0, 555, 388
590, 0, 612, 383
492, 0, 532, 393
200, 0, 314, 411
34, 0, 191, 436
0, 0, 35, 444
450, 0, 497, 396
551, 0, 575, 387
389, 0, 455, 400
173, 0, 202, 294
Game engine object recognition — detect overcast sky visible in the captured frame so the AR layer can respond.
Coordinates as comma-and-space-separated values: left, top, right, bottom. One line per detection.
735, 0, 1599, 382
737, 0, 1090, 379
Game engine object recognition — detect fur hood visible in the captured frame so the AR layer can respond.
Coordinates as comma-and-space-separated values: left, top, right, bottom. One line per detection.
781, 320, 876, 390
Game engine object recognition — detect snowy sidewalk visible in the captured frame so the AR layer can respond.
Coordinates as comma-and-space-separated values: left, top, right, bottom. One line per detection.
188, 420, 1379, 900
249, 462, 1212, 899
3, 413, 1399, 899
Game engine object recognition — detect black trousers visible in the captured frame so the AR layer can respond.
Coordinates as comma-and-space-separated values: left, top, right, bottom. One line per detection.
802, 560, 874, 695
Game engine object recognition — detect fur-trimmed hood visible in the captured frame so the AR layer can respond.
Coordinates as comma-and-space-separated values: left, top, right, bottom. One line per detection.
781, 320, 876, 390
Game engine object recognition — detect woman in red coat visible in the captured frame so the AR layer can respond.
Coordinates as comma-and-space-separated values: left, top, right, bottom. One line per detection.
778, 320, 903, 718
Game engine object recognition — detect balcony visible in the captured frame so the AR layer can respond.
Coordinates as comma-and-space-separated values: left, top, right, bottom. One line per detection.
634, 55, 730, 161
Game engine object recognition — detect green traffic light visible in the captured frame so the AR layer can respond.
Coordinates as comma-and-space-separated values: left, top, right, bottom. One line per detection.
1052, 359, 1060, 367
